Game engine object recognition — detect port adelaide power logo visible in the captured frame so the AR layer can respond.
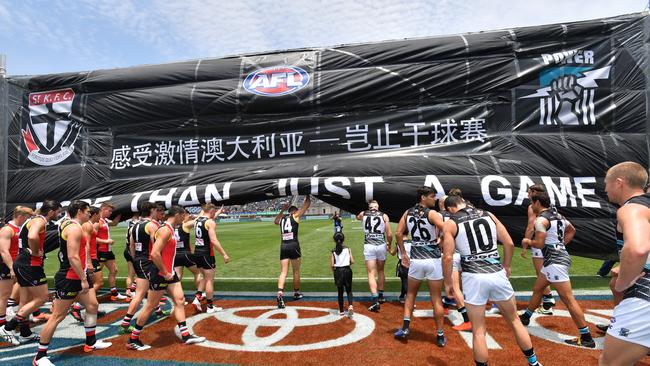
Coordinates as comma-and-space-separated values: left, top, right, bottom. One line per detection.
518, 49, 611, 128
21, 88, 81, 166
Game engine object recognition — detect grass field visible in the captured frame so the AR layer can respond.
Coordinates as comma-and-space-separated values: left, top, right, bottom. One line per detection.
43, 219, 612, 292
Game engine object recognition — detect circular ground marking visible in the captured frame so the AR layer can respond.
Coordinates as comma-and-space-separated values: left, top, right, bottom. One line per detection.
185, 306, 375, 352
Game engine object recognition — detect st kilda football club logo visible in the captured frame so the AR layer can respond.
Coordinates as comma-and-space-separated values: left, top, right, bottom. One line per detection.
21, 88, 81, 166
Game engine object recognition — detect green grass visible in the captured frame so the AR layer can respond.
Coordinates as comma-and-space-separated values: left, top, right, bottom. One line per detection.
43, 219, 611, 292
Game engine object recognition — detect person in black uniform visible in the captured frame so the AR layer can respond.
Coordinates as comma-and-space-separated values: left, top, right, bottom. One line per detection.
193, 204, 229, 313
31, 201, 112, 366
600, 162, 650, 365
274, 196, 311, 309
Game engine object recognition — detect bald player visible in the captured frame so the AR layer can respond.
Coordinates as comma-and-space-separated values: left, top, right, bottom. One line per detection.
600, 162, 650, 366
356, 200, 393, 310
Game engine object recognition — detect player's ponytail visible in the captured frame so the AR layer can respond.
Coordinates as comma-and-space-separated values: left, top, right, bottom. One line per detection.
333, 232, 345, 255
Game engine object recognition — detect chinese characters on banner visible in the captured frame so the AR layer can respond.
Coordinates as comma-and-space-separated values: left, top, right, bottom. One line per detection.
110, 118, 487, 169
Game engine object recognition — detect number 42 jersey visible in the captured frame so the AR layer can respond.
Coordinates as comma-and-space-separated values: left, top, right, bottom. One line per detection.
451, 207, 502, 274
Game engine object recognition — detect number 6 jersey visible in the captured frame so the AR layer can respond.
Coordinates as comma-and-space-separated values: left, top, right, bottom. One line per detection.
451, 207, 502, 273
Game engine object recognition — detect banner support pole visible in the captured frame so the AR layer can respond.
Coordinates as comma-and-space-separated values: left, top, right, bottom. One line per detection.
644, 16, 650, 177
0, 54, 8, 221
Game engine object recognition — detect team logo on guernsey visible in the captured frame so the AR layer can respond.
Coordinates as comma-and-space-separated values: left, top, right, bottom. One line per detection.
519, 49, 611, 126
21, 88, 81, 166
243, 66, 310, 97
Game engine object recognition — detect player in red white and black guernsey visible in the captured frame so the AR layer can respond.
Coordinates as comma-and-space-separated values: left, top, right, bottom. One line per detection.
95, 202, 126, 302
192, 204, 229, 313
0, 206, 34, 345
600, 162, 650, 366
274, 196, 311, 309
118, 202, 168, 335
174, 211, 205, 311
0, 200, 61, 345
442, 195, 541, 366
519, 191, 595, 348
69, 206, 101, 323
127, 206, 206, 350
32, 201, 112, 366
123, 213, 140, 299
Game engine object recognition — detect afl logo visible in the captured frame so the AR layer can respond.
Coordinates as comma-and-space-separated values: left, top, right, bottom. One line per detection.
21, 88, 81, 166
243, 66, 310, 97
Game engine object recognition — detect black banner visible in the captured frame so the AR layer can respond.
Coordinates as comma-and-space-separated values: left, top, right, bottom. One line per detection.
2, 13, 649, 259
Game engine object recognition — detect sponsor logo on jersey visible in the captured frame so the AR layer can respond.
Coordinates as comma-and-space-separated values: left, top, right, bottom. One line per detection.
21, 88, 81, 166
243, 66, 310, 96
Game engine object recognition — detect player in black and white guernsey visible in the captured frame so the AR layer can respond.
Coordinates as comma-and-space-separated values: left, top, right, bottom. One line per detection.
519, 190, 595, 348
274, 196, 311, 309
600, 162, 650, 365
438, 193, 472, 332
441, 195, 542, 366
174, 210, 205, 312
193, 203, 229, 313
393, 186, 446, 347
356, 200, 393, 310
520, 184, 556, 314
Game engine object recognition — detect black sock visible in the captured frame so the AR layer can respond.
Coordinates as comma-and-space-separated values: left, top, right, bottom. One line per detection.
207, 299, 213, 308
4, 315, 19, 331
378, 290, 384, 297
36, 342, 49, 360
294, 288, 300, 293
580, 331, 593, 341
7, 298, 16, 307
522, 347, 538, 365
458, 307, 470, 323
475, 361, 488, 366
542, 294, 553, 309
402, 317, 411, 330
20, 319, 32, 337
